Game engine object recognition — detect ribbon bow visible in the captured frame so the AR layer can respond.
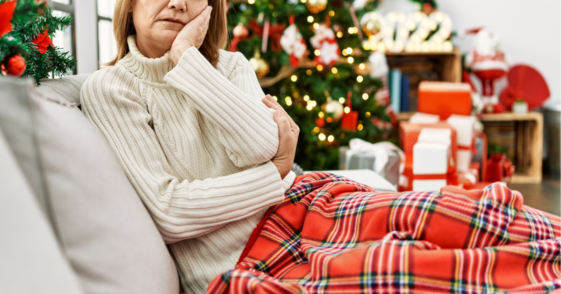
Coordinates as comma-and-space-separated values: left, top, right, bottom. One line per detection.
248, 19, 285, 53
348, 139, 405, 187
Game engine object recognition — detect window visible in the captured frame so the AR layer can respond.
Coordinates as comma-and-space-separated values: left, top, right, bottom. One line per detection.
50, 0, 75, 75
97, 0, 117, 67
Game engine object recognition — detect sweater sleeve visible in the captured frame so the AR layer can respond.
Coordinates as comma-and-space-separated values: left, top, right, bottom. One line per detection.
80, 68, 286, 244
163, 47, 279, 168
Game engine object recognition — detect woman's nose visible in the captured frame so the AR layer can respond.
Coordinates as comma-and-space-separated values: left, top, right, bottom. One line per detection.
168, 0, 187, 12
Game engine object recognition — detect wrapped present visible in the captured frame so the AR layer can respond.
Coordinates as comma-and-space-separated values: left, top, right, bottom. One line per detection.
412, 139, 450, 191
418, 81, 472, 120
409, 112, 440, 124
446, 115, 476, 172
458, 162, 480, 190
485, 153, 515, 184
339, 139, 404, 187
399, 121, 458, 167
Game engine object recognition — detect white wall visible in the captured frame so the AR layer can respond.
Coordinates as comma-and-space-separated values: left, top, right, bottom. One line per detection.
74, 0, 98, 74
377, 0, 561, 107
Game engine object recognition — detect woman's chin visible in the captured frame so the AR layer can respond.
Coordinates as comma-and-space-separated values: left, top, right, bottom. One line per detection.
151, 30, 181, 46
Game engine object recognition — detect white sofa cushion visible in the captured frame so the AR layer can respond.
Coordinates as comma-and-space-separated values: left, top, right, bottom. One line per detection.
0, 78, 179, 294
0, 126, 85, 294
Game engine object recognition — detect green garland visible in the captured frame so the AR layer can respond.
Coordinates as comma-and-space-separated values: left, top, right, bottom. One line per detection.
0, 0, 75, 84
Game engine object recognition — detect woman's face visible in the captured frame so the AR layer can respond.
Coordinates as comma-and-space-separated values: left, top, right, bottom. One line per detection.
131, 0, 208, 55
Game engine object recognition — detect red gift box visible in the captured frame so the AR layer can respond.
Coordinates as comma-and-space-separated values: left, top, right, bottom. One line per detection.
399, 121, 458, 168
485, 153, 516, 184
418, 81, 472, 120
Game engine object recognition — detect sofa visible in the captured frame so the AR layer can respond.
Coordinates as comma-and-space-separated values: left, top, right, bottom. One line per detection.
0, 76, 395, 294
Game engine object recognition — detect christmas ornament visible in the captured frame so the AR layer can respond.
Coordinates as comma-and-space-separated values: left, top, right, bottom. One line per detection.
228, 23, 249, 52
1, 54, 26, 77
0, 0, 16, 37
315, 118, 325, 127
247, 19, 285, 53
499, 65, 550, 111
306, 0, 327, 14
465, 27, 508, 113
32, 29, 54, 54
249, 51, 269, 78
323, 91, 344, 122
361, 13, 382, 37
280, 16, 308, 68
310, 18, 340, 67
341, 92, 358, 131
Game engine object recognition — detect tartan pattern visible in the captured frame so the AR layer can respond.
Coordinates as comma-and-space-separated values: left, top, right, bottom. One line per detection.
207, 172, 561, 294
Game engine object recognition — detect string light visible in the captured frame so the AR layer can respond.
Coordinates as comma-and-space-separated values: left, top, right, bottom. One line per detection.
344, 106, 350, 113
357, 75, 363, 83
339, 97, 345, 103
319, 133, 326, 141
357, 124, 363, 131
359, 63, 365, 70
300, 0, 306, 2
306, 70, 312, 75
318, 111, 324, 118
293, 92, 299, 98
329, 10, 335, 17
248, 0, 255, 4
347, 27, 354, 34
346, 47, 353, 54
365, 111, 371, 117
327, 135, 334, 142
362, 93, 369, 100
314, 49, 320, 56
272, 96, 278, 101
306, 104, 313, 110
303, 95, 310, 101
331, 67, 338, 74
313, 23, 319, 29
347, 57, 354, 64
307, 16, 314, 23
317, 65, 323, 71
286, 100, 292, 106
336, 31, 343, 38
342, 49, 348, 56
291, 75, 298, 82
313, 127, 319, 133
326, 117, 333, 123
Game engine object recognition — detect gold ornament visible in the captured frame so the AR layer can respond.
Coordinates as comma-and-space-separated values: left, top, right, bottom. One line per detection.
323, 91, 344, 122
362, 16, 382, 37
306, 0, 327, 14
249, 51, 270, 78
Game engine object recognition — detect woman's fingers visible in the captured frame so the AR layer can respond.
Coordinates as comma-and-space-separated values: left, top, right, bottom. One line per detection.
262, 95, 300, 139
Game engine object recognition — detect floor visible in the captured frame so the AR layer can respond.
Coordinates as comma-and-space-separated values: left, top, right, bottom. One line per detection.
510, 174, 560, 216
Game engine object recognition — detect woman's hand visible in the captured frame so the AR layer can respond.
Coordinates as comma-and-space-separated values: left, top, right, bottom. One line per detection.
262, 95, 299, 179
169, 6, 213, 66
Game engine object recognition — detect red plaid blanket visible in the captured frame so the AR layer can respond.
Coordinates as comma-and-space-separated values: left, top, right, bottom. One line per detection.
207, 172, 561, 293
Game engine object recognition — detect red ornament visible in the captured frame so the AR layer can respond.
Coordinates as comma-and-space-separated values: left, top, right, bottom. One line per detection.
315, 118, 325, 127
1, 54, 26, 77
341, 92, 358, 131
32, 29, 54, 54
0, 0, 16, 37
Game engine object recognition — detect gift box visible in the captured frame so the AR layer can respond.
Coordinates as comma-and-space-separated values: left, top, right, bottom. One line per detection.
485, 153, 515, 184
418, 81, 472, 120
399, 121, 458, 167
409, 112, 440, 124
458, 162, 480, 190
446, 115, 476, 172
412, 139, 450, 191
339, 140, 404, 187
471, 131, 488, 181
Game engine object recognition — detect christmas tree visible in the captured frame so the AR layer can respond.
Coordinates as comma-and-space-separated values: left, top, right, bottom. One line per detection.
226, 0, 395, 170
0, 0, 75, 84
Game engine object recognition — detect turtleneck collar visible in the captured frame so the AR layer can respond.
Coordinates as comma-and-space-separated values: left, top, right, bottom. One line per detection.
118, 35, 174, 84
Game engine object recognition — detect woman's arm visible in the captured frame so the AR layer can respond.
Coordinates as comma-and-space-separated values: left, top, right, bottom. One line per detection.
81, 68, 285, 244
164, 47, 279, 168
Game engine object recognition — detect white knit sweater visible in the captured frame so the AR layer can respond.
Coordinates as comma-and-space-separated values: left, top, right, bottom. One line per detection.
81, 36, 296, 294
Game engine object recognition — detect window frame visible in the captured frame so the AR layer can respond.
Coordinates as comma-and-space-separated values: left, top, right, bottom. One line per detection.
48, 0, 77, 75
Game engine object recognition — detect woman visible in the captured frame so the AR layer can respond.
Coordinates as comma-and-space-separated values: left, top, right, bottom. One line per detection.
81, 0, 298, 292
81, 0, 560, 293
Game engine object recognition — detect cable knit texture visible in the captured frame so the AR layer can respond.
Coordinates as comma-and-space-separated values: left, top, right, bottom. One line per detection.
80, 35, 296, 294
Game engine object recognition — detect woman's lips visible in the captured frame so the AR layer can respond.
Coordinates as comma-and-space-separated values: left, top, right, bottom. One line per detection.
159, 18, 185, 25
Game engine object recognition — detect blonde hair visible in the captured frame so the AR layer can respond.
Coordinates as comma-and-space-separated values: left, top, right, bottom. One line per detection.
107, 0, 228, 67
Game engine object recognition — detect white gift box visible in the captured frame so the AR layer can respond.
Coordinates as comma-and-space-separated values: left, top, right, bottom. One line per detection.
446, 115, 476, 172
410, 112, 440, 124
412, 133, 450, 191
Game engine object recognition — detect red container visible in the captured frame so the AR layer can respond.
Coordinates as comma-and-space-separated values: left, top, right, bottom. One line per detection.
418, 81, 472, 120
